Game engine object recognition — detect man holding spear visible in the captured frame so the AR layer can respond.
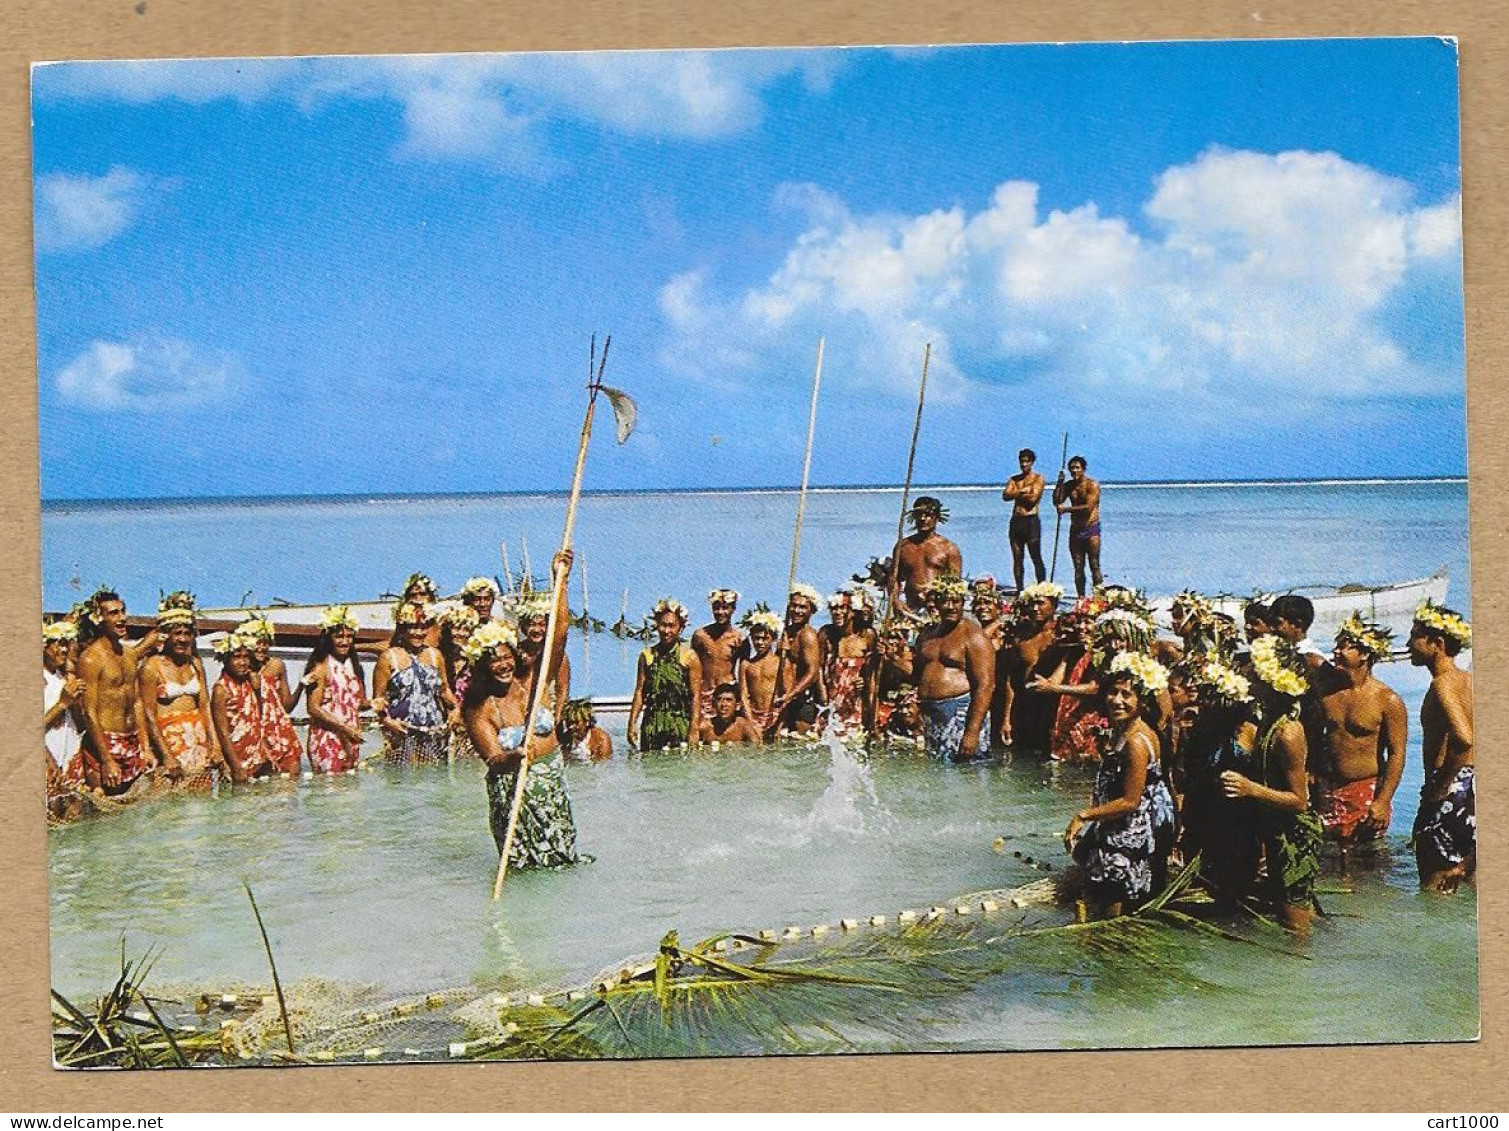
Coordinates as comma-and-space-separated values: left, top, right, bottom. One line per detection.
888, 496, 962, 620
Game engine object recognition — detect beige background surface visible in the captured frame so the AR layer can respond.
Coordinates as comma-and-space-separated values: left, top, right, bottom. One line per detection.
1, 0, 1502, 1112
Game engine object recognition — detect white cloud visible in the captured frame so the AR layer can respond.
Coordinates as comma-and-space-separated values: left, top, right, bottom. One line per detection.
55, 336, 234, 411
34, 166, 163, 252
34, 50, 843, 169
658, 148, 1463, 420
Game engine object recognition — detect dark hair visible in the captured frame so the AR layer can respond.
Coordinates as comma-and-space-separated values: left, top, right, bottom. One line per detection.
1243, 601, 1271, 624
461, 642, 522, 708
713, 682, 738, 699
1412, 621, 1465, 657
1018, 448, 1036, 461
1068, 455, 1087, 470
307, 628, 365, 688
1269, 595, 1315, 632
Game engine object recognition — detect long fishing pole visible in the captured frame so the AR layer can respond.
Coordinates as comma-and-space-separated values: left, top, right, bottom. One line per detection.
770, 337, 825, 735
499, 541, 514, 595
885, 342, 931, 618
494, 335, 611, 900
1048, 431, 1070, 584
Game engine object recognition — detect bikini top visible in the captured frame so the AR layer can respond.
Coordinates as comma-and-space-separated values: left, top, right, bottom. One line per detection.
496, 706, 556, 750
159, 675, 201, 701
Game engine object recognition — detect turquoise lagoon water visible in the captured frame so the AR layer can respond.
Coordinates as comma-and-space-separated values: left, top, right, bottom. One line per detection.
43, 481, 1478, 1053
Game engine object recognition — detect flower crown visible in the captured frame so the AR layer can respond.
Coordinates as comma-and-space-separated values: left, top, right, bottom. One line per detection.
1106, 650, 1169, 696
461, 576, 499, 598
461, 619, 519, 666
393, 601, 431, 626
1091, 608, 1156, 659
1249, 635, 1309, 698
561, 697, 596, 728
907, 497, 950, 525
404, 572, 438, 598
157, 591, 197, 628
926, 572, 970, 600
1096, 584, 1151, 616
438, 603, 481, 630
826, 589, 853, 610
788, 583, 823, 610
1192, 658, 1252, 706
213, 630, 257, 656
43, 619, 78, 644
508, 589, 554, 621
707, 588, 741, 606
1413, 600, 1471, 649
1173, 589, 1214, 620
239, 613, 276, 642
1020, 581, 1064, 604
741, 608, 783, 635
1335, 612, 1395, 661
850, 584, 878, 613
650, 597, 690, 624
319, 605, 360, 632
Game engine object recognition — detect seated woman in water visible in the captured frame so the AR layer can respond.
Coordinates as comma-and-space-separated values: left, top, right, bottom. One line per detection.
1062, 651, 1177, 920
463, 619, 579, 868
240, 613, 306, 775
697, 683, 763, 746
1217, 636, 1324, 934
559, 698, 614, 761
138, 594, 227, 787
629, 598, 701, 751
304, 606, 370, 773
373, 602, 452, 765
211, 631, 270, 782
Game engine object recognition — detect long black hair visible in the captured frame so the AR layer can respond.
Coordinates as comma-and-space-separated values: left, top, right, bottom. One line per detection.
461, 643, 521, 710
307, 627, 365, 686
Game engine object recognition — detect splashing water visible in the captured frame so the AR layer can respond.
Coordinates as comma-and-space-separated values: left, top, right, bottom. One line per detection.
796, 716, 883, 837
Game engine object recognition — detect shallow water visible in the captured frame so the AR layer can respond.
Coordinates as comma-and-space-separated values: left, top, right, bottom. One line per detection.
48, 714, 1477, 1052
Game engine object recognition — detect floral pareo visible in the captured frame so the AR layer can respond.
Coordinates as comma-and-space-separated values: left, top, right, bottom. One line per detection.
383, 656, 449, 765
825, 655, 867, 729
259, 668, 305, 774
218, 676, 268, 778
1051, 652, 1104, 764
1073, 735, 1177, 905
486, 754, 580, 869
307, 657, 362, 773
1412, 765, 1475, 871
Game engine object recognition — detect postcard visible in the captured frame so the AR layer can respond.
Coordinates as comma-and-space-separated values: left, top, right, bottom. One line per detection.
33, 37, 1473, 1068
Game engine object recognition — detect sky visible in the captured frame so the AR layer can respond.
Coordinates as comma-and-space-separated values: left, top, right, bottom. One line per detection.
30, 38, 1465, 501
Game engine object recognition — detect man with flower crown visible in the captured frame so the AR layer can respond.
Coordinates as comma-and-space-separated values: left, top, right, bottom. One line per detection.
1313, 613, 1408, 846
773, 583, 825, 735
914, 573, 995, 762
691, 588, 746, 722
1408, 601, 1474, 892
75, 586, 160, 794
888, 496, 962, 620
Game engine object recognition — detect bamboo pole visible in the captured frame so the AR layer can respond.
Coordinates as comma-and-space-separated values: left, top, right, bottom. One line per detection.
500, 542, 514, 594
579, 548, 591, 686
1049, 431, 1070, 585
885, 343, 931, 617
520, 534, 533, 591
493, 337, 610, 900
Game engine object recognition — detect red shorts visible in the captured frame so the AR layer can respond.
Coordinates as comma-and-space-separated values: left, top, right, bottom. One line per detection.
1320, 776, 1379, 841
99, 730, 152, 790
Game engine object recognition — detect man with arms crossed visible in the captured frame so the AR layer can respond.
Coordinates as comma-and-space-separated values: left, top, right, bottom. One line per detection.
1002, 448, 1047, 591
913, 574, 994, 763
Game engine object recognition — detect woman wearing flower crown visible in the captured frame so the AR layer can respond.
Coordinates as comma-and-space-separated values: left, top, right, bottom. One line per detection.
819, 589, 877, 733
138, 595, 227, 788
437, 604, 482, 761
1218, 635, 1324, 933
462, 620, 578, 868
210, 632, 270, 782
1177, 657, 1261, 904
305, 606, 370, 773
240, 614, 305, 775
510, 556, 574, 719
1062, 651, 1177, 918
44, 618, 93, 811
373, 602, 452, 766
629, 598, 701, 750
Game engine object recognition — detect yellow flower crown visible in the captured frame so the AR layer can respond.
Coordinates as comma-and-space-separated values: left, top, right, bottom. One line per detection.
239, 613, 277, 642
1249, 635, 1309, 698
707, 588, 741, 606
742, 609, 783, 635
1174, 589, 1214, 620
1413, 600, 1471, 649
1106, 649, 1169, 696
461, 619, 519, 666
213, 630, 257, 656
926, 572, 971, 600
1334, 611, 1395, 661
508, 590, 554, 621
438, 603, 481, 630
156, 590, 197, 628
1096, 584, 1151, 616
393, 601, 432, 626
43, 619, 78, 644
649, 597, 690, 623
461, 576, 499, 597
1020, 581, 1064, 604
319, 605, 360, 632
404, 572, 438, 598
1193, 658, 1252, 706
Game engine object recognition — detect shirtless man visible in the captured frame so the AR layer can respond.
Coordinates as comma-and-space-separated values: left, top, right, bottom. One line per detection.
888, 497, 962, 620
1408, 603, 1474, 892
1004, 582, 1061, 755
1002, 449, 1048, 591
913, 575, 995, 762
971, 578, 1011, 751
691, 588, 745, 722
698, 683, 763, 746
1052, 456, 1103, 596
75, 588, 159, 794
738, 610, 783, 736
773, 585, 824, 735
461, 576, 500, 624
1314, 614, 1407, 847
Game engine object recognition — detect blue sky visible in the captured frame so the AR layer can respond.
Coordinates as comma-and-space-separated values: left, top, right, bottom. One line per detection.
31, 38, 1465, 500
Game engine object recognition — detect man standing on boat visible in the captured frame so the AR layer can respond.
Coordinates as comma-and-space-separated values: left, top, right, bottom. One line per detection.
1408, 602, 1474, 893
1314, 614, 1407, 846
914, 574, 995, 762
1002, 449, 1048, 591
889, 496, 962, 620
691, 588, 745, 722
75, 587, 159, 794
1053, 456, 1103, 597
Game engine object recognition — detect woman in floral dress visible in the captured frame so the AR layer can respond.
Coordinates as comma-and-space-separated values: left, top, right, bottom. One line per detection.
241, 614, 306, 774
373, 602, 452, 765
211, 632, 269, 781
1063, 651, 1177, 919
305, 606, 369, 773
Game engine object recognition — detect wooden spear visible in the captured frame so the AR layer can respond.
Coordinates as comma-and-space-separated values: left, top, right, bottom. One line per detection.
1048, 431, 1070, 584
885, 343, 931, 618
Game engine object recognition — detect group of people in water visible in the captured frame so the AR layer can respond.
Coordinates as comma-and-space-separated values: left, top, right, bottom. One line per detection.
43, 470, 1476, 929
